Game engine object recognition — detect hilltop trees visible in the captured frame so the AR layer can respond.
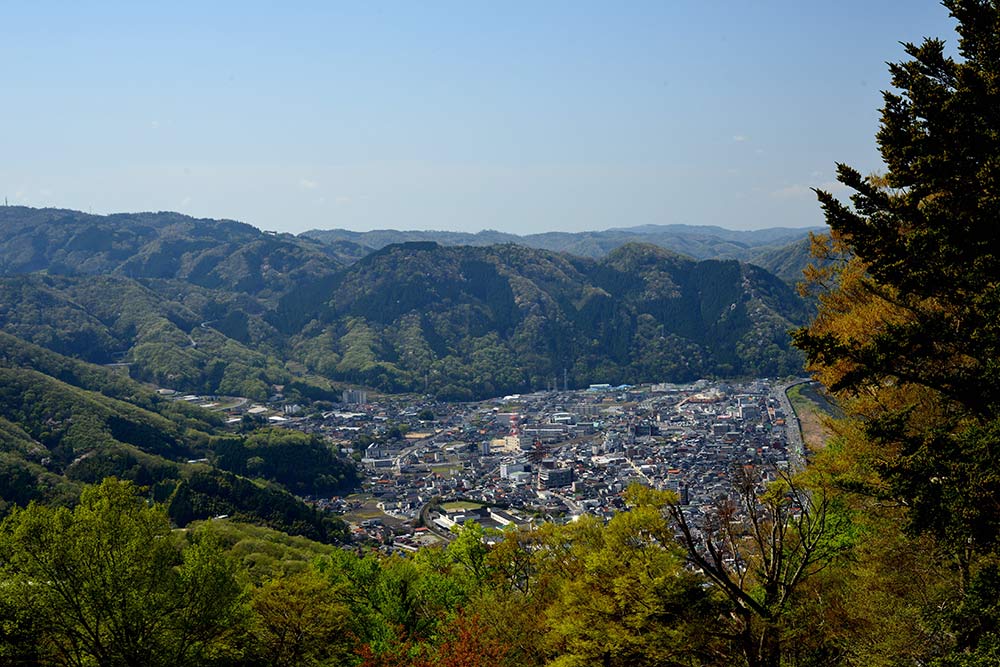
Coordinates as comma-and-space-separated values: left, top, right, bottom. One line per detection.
794, 0, 1000, 659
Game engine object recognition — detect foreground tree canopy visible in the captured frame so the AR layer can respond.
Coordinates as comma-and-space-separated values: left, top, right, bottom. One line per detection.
0, 479, 243, 667
796, 0, 1000, 556
794, 0, 1000, 661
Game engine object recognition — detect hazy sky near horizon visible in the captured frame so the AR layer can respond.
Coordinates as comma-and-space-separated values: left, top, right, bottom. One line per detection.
2, 2, 958, 235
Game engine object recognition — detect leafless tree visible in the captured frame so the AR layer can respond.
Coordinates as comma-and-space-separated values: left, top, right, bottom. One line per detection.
668, 465, 846, 667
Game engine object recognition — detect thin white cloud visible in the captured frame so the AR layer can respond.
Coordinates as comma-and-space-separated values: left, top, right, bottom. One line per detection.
298, 178, 319, 190
732, 135, 749, 143
817, 180, 851, 194
770, 185, 813, 200
771, 180, 850, 200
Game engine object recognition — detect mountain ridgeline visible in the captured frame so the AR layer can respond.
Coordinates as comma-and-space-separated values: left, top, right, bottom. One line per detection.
0, 207, 343, 299
0, 207, 811, 400
302, 222, 823, 262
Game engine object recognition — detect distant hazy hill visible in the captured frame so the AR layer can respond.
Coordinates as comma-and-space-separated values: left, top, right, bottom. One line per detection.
748, 236, 824, 285
302, 223, 822, 262
0, 206, 810, 400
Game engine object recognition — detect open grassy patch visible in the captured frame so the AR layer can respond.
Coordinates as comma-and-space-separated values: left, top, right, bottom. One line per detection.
787, 382, 841, 450
441, 500, 483, 512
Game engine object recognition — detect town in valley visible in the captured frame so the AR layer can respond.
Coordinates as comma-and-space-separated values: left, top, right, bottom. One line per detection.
171, 377, 811, 551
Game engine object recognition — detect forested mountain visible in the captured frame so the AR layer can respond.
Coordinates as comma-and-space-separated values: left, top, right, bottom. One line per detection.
0, 207, 342, 300
0, 207, 809, 400
303, 222, 822, 263
0, 273, 292, 399
279, 242, 808, 399
304, 222, 826, 291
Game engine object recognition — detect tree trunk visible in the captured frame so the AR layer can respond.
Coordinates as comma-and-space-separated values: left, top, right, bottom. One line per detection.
759, 622, 781, 667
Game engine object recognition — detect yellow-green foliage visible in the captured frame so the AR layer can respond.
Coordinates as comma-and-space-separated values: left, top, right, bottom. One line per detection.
194, 519, 340, 584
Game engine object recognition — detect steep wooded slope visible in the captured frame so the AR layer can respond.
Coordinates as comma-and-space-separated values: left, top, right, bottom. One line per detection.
0, 207, 809, 399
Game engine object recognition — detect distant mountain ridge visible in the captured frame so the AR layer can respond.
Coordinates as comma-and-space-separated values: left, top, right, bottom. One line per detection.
0, 206, 342, 300
302, 222, 824, 263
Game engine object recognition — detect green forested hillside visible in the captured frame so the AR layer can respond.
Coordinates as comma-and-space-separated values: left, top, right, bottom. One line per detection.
0, 274, 289, 399
0, 332, 356, 538
0, 208, 810, 399
0, 207, 342, 299
282, 242, 807, 399
747, 236, 832, 286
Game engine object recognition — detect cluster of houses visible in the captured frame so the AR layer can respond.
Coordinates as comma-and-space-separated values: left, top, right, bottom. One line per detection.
290, 379, 805, 546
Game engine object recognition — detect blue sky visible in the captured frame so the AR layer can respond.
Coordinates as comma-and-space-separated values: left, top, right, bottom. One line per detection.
1, 1, 957, 234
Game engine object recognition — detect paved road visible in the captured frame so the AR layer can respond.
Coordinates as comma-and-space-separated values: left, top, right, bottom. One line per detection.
624, 455, 651, 484
775, 378, 811, 472
419, 502, 455, 542
549, 490, 583, 515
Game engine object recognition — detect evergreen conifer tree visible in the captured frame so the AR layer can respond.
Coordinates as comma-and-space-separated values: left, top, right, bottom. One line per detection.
795, 1, 1000, 659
